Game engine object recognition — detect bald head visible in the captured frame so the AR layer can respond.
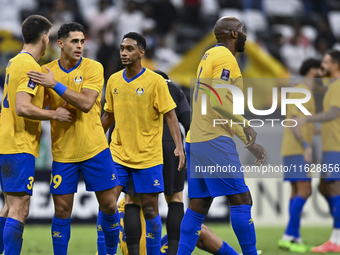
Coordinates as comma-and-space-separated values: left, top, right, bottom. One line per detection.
214, 17, 243, 41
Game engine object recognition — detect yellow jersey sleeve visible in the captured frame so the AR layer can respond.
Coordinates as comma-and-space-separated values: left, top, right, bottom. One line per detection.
82, 62, 104, 93
104, 77, 114, 113
154, 78, 176, 114
16, 61, 41, 96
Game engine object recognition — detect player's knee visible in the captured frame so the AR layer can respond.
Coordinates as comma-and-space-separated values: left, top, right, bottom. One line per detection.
100, 200, 117, 215
142, 205, 157, 220
54, 202, 73, 218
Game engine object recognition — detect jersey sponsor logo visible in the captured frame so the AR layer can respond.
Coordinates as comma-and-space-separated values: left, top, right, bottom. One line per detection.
220, 68, 230, 82
153, 179, 160, 186
136, 86, 144, 96
146, 233, 155, 239
27, 79, 37, 90
113, 88, 118, 94
53, 231, 62, 238
74, 75, 83, 84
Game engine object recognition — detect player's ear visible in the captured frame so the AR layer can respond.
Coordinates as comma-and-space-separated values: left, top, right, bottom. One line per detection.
57, 39, 63, 49
231, 30, 238, 39
41, 34, 48, 44
139, 49, 145, 58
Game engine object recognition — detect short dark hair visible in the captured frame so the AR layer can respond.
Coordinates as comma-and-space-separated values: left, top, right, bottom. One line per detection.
327, 50, 340, 70
122, 32, 147, 50
154, 70, 169, 80
58, 22, 85, 40
299, 58, 321, 76
22, 15, 52, 44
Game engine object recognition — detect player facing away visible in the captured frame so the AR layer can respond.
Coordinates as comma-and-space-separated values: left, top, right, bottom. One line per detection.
177, 17, 266, 255
0, 15, 72, 255
100, 32, 185, 255
278, 58, 322, 253
27, 22, 122, 255
296, 50, 340, 253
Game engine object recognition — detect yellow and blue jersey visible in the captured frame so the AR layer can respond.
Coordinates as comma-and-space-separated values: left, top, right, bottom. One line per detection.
321, 79, 340, 152
104, 68, 176, 169
189, 45, 243, 143
281, 83, 315, 156
0, 52, 44, 157
44, 57, 108, 162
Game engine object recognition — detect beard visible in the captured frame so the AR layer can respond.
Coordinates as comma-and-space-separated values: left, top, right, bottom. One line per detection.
236, 34, 246, 53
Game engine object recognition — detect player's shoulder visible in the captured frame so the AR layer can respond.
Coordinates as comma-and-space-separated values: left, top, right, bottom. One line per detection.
107, 69, 124, 84
12, 53, 40, 69
144, 68, 166, 84
80, 57, 103, 71
43, 59, 59, 70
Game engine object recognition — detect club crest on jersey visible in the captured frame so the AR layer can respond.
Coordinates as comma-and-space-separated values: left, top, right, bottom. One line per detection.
27, 79, 36, 90
113, 88, 118, 94
220, 68, 230, 82
136, 86, 144, 96
74, 75, 83, 84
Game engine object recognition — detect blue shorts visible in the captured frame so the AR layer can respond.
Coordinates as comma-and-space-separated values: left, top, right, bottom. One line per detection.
283, 155, 311, 182
0, 153, 35, 195
321, 152, 340, 181
51, 148, 119, 194
114, 161, 164, 194
187, 136, 249, 198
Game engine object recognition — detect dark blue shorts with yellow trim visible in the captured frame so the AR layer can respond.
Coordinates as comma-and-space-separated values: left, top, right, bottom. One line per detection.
321, 151, 340, 181
114, 161, 164, 194
50, 148, 119, 194
0, 153, 35, 195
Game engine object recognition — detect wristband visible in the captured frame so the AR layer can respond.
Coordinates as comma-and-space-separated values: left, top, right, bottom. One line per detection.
53, 82, 67, 96
303, 142, 309, 149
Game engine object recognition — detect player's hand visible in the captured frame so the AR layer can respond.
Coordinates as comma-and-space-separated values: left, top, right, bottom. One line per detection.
28, 66, 57, 88
247, 143, 266, 165
304, 146, 312, 163
54, 102, 73, 122
243, 126, 256, 148
174, 147, 185, 171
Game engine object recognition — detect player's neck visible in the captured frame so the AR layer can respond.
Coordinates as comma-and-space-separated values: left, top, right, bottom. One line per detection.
59, 56, 80, 70
217, 42, 236, 55
330, 70, 340, 79
125, 63, 143, 79
21, 44, 41, 62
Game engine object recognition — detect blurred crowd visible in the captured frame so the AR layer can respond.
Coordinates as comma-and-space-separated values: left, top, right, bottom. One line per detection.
0, 0, 340, 87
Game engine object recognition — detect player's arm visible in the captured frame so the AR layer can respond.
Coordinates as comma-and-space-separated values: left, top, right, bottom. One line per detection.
28, 67, 99, 113
101, 111, 114, 134
16, 91, 72, 121
164, 109, 185, 170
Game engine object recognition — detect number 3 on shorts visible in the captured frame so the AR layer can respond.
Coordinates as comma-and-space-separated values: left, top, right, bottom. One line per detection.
50, 174, 62, 189
27, 176, 34, 190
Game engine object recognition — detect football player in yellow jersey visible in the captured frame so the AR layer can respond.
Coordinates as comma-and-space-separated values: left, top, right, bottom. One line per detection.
0, 15, 72, 255
296, 50, 340, 253
178, 17, 266, 255
101, 32, 185, 255
27, 23, 122, 255
278, 58, 321, 253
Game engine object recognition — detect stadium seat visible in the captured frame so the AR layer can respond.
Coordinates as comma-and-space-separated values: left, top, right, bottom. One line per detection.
263, 0, 303, 17
301, 25, 318, 43
328, 11, 340, 38
243, 10, 268, 32
219, 8, 243, 20
271, 24, 295, 41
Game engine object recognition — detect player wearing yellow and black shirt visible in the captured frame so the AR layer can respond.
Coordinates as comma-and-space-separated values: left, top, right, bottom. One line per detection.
278, 58, 321, 253
0, 15, 72, 255
178, 17, 266, 255
100, 32, 185, 255
27, 22, 121, 255
296, 50, 340, 253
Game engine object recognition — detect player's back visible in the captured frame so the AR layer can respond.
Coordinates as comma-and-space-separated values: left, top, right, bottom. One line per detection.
190, 46, 242, 143
0, 53, 44, 157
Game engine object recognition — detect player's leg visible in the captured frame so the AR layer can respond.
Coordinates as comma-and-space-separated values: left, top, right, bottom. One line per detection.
81, 148, 122, 255
1, 153, 35, 255
164, 192, 184, 255
50, 160, 80, 255
0, 193, 8, 254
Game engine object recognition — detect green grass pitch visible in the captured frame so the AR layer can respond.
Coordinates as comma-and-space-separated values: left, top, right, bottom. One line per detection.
21, 224, 333, 255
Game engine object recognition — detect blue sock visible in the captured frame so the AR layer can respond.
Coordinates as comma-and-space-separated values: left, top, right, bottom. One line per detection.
0, 217, 6, 254
97, 210, 106, 255
161, 234, 168, 246
285, 196, 306, 238
331, 196, 340, 228
3, 217, 24, 255
51, 216, 71, 255
101, 210, 120, 255
215, 241, 238, 255
327, 195, 334, 214
145, 214, 162, 255
230, 205, 257, 255
177, 208, 205, 255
